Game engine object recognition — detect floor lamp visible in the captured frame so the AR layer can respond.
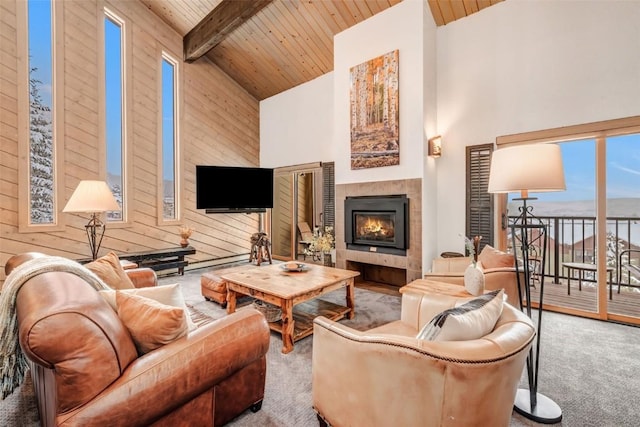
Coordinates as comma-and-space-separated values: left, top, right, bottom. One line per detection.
63, 180, 120, 260
488, 144, 565, 424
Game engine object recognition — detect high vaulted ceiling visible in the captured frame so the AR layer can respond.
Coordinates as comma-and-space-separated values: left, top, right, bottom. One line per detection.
141, 0, 504, 100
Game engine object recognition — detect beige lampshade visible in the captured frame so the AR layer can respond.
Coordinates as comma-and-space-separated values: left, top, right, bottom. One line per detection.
488, 144, 566, 197
63, 180, 120, 213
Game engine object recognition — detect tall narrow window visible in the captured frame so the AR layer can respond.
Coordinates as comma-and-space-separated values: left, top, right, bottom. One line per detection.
28, 0, 55, 224
104, 11, 124, 221
161, 54, 178, 220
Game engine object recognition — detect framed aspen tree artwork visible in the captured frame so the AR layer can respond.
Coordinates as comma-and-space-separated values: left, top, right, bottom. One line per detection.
349, 49, 399, 170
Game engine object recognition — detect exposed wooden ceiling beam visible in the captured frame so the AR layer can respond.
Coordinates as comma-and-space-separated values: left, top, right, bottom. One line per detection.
184, 0, 273, 63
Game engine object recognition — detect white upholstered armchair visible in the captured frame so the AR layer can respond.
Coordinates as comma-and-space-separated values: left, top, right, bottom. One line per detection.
312, 289, 535, 427
424, 245, 523, 308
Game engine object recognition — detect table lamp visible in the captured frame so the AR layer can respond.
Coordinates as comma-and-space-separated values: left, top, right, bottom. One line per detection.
488, 143, 566, 424
63, 180, 120, 260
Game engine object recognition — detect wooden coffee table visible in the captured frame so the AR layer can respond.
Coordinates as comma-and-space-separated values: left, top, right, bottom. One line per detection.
222, 263, 359, 353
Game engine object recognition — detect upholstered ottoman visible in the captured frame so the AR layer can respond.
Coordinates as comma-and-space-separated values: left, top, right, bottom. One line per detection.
201, 265, 250, 308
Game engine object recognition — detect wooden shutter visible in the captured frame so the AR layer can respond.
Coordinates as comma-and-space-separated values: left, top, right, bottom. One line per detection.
466, 144, 494, 250
322, 162, 335, 230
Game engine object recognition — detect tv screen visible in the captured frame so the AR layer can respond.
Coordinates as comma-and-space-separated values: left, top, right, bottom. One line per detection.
196, 166, 274, 213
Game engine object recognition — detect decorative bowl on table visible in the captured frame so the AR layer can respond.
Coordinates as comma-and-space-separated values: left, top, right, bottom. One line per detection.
280, 261, 309, 272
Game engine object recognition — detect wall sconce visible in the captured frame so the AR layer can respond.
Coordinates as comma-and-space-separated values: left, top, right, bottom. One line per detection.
428, 136, 442, 158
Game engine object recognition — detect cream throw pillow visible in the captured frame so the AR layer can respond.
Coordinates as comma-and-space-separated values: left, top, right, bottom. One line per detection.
416, 289, 504, 341
99, 283, 197, 332
477, 245, 515, 269
84, 251, 135, 289
116, 291, 188, 355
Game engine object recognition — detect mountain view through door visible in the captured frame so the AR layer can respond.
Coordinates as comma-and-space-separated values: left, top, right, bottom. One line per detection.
506, 134, 640, 324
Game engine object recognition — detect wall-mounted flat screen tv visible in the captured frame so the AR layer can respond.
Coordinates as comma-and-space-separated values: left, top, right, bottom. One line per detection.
196, 165, 274, 213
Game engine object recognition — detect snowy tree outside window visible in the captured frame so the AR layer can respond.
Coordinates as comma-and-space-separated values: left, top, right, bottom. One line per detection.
28, 0, 55, 224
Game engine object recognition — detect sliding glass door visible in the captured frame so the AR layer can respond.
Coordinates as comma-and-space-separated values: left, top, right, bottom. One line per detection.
510, 140, 599, 314
606, 133, 640, 322
496, 118, 640, 325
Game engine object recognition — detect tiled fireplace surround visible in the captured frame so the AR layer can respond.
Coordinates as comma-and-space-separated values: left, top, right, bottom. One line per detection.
336, 178, 422, 286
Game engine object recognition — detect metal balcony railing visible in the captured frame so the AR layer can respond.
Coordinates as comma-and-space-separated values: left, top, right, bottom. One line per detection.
506, 215, 640, 291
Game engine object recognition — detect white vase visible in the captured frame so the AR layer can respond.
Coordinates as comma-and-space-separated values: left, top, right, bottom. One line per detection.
464, 263, 485, 296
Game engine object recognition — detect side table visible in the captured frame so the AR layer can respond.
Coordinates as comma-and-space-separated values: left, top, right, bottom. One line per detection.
563, 262, 614, 299
120, 259, 138, 270
400, 279, 477, 298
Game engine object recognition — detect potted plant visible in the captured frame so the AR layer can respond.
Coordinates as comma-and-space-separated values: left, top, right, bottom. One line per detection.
305, 226, 335, 266
179, 226, 194, 248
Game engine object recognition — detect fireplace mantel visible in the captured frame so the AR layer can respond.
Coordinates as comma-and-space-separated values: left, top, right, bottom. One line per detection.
335, 178, 422, 286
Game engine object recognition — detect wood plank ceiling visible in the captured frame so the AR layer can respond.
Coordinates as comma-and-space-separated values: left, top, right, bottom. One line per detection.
140, 0, 504, 100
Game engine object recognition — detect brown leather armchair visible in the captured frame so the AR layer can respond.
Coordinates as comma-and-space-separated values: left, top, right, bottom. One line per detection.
424, 256, 523, 308
312, 289, 535, 427
6, 253, 270, 427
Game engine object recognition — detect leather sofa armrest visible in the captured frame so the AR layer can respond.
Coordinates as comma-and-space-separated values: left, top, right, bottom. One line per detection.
125, 268, 158, 288
483, 268, 523, 308
58, 308, 270, 426
314, 304, 534, 364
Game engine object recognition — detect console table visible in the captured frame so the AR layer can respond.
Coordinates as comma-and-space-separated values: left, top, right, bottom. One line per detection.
119, 246, 196, 275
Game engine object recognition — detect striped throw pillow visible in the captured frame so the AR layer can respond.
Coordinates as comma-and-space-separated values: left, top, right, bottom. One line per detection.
416, 289, 504, 341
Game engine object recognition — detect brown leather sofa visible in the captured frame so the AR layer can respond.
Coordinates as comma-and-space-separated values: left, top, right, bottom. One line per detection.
424, 256, 524, 308
5, 253, 270, 427
312, 289, 535, 427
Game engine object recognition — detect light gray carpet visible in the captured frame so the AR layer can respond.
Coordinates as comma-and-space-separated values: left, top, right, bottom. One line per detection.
174, 266, 403, 427
168, 266, 640, 427
2, 264, 640, 426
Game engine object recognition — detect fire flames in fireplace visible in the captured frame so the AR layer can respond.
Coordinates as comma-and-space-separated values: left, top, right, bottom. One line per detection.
356, 215, 395, 241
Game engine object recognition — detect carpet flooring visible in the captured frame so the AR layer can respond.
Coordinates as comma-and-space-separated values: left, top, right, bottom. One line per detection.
2, 263, 640, 426
161, 266, 640, 427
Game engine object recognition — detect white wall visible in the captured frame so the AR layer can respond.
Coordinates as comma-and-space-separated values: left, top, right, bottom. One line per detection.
260, 72, 334, 168
261, 0, 432, 181
333, 0, 429, 185
422, 2, 439, 269
435, 0, 640, 253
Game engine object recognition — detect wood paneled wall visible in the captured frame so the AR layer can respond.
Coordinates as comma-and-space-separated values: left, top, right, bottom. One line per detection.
0, 0, 260, 282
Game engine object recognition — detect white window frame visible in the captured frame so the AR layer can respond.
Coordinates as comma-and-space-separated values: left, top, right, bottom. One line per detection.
17, 0, 65, 232
98, 7, 131, 227
101, 6, 131, 225
157, 49, 182, 224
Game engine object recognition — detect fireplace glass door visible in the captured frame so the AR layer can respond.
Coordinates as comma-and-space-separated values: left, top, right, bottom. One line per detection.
345, 195, 408, 254
354, 212, 395, 244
